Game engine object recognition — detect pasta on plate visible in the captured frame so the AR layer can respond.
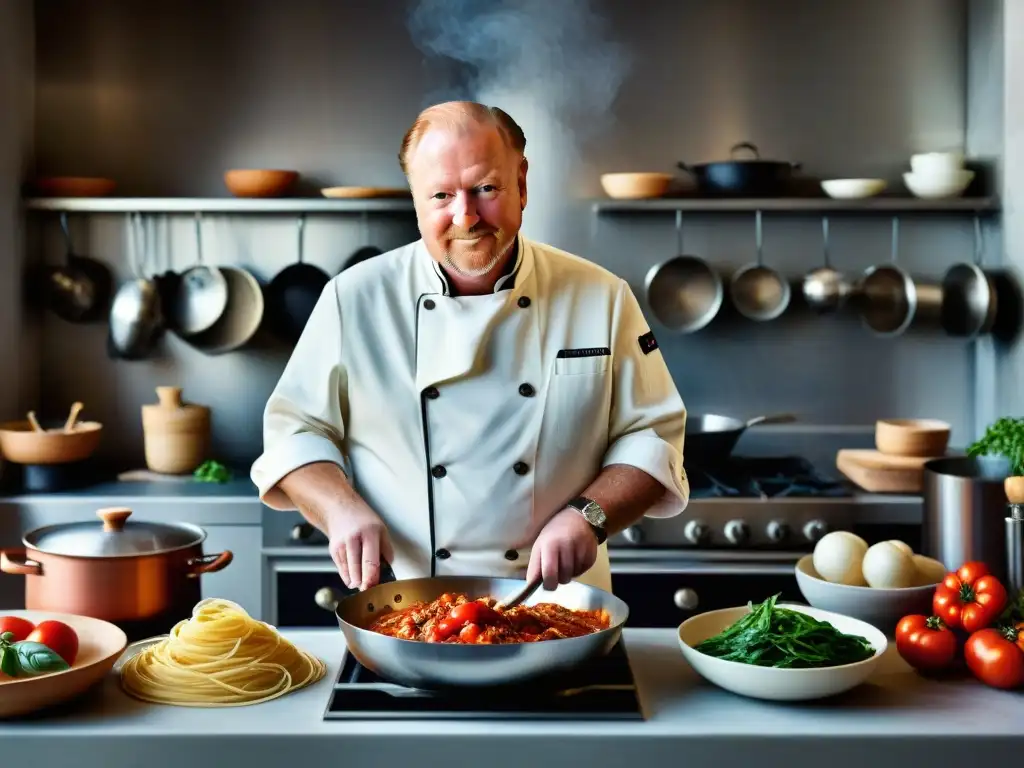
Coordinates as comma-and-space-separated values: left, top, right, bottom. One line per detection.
119, 598, 326, 707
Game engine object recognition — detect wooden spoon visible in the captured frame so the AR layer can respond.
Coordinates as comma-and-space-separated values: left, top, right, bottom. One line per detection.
63, 401, 84, 433
26, 411, 43, 432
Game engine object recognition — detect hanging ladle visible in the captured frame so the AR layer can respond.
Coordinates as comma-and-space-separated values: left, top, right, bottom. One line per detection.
802, 217, 852, 313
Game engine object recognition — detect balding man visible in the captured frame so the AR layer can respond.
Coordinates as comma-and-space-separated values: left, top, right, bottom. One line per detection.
251, 101, 688, 597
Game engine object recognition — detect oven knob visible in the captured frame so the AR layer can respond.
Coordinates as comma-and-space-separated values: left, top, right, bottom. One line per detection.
622, 525, 643, 544
724, 519, 750, 545
673, 588, 699, 611
315, 587, 340, 612
803, 519, 829, 543
683, 520, 710, 544
766, 520, 789, 542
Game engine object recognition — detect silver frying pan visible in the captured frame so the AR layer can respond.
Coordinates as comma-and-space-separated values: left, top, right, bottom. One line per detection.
331, 575, 628, 690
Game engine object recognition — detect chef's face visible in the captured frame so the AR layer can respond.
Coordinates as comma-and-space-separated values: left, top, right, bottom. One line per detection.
408, 122, 527, 279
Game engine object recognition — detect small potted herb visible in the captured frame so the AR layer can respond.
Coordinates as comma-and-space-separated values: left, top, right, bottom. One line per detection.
966, 417, 1024, 503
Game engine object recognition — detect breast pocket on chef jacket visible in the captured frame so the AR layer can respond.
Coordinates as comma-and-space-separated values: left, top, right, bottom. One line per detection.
548, 348, 612, 450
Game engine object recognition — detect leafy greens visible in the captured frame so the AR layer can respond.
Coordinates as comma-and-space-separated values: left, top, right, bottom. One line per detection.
693, 594, 876, 668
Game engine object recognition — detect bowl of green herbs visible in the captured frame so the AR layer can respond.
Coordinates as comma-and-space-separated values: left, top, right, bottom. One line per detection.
677, 594, 887, 701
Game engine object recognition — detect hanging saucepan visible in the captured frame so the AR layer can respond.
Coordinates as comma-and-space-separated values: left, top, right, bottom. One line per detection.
108, 213, 165, 361
940, 216, 998, 338
858, 217, 917, 336
44, 212, 114, 323
184, 219, 265, 355
170, 212, 229, 337
265, 215, 330, 344
678, 142, 801, 197
644, 210, 723, 333
729, 210, 791, 321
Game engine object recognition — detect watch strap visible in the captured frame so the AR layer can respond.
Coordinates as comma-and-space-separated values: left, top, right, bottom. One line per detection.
568, 496, 608, 545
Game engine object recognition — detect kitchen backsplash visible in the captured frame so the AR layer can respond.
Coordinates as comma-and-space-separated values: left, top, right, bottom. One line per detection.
11, 0, 1005, 470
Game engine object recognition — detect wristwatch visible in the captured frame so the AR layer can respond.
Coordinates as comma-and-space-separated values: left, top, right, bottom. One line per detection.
567, 496, 608, 545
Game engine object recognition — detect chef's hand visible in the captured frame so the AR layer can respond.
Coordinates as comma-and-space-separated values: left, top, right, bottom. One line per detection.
326, 505, 395, 591
527, 507, 599, 590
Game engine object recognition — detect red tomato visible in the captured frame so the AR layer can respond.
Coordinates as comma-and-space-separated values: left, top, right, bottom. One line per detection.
0, 616, 36, 643
448, 601, 502, 627
964, 627, 1024, 689
932, 561, 1007, 633
895, 615, 958, 671
26, 620, 79, 665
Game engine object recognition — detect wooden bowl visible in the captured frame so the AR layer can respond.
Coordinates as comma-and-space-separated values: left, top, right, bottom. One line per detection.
875, 418, 951, 457
0, 420, 103, 465
223, 169, 299, 198
0, 610, 127, 719
32, 177, 117, 197
600, 172, 673, 199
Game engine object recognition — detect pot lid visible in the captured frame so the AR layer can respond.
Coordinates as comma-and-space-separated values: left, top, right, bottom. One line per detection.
24, 507, 205, 558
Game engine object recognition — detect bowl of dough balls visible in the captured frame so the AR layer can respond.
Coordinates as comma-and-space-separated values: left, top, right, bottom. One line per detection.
795, 531, 947, 636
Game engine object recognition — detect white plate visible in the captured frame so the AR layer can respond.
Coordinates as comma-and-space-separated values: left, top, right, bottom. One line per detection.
677, 602, 887, 701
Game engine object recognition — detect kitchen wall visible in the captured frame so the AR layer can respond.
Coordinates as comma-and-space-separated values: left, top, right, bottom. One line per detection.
20, 0, 1002, 473
0, 0, 37, 427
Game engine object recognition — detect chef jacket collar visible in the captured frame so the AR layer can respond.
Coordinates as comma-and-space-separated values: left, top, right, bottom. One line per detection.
427, 236, 523, 297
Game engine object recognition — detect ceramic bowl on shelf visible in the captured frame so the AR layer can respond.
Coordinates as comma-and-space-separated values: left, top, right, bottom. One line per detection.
31, 177, 117, 197
677, 601, 887, 701
0, 419, 103, 465
875, 418, 951, 457
903, 169, 974, 199
223, 169, 299, 198
0, 610, 128, 719
794, 555, 938, 635
600, 172, 674, 199
820, 178, 887, 199
910, 151, 964, 176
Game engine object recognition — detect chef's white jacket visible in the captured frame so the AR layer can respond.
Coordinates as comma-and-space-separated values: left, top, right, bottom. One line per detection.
251, 236, 689, 592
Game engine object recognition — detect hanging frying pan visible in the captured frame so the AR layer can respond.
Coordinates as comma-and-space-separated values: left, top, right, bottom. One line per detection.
265, 215, 330, 344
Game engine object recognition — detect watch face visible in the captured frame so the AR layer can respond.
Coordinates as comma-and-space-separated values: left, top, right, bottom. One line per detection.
581, 502, 607, 528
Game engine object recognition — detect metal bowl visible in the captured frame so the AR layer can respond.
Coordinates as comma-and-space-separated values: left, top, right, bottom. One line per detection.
334, 576, 629, 690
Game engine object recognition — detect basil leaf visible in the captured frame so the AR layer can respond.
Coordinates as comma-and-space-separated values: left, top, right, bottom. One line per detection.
13, 641, 70, 675
0, 646, 21, 677
0, 630, 13, 645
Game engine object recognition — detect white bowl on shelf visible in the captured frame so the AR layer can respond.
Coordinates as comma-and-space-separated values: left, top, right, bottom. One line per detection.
903, 169, 974, 199
821, 178, 887, 199
795, 554, 938, 634
910, 151, 964, 176
677, 601, 887, 702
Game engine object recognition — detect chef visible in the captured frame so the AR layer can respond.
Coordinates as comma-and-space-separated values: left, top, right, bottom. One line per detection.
250, 101, 689, 594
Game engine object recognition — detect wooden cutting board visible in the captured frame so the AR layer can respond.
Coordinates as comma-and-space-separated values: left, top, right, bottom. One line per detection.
836, 449, 940, 493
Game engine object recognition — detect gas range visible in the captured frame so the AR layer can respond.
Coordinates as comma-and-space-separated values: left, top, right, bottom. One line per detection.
323, 640, 643, 720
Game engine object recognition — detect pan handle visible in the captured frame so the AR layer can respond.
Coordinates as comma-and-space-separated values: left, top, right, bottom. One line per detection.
744, 413, 797, 428
0, 549, 43, 576
186, 551, 234, 576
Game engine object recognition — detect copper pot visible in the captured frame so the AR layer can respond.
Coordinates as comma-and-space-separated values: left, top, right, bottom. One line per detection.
0, 507, 232, 624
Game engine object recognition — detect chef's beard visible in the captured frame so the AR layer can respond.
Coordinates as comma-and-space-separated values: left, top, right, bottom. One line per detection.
442, 230, 514, 278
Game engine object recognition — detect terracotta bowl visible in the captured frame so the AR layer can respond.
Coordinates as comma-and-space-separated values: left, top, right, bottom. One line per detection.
223, 169, 299, 198
875, 418, 951, 457
32, 177, 117, 197
0, 420, 103, 465
600, 172, 673, 199
0, 610, 128, 719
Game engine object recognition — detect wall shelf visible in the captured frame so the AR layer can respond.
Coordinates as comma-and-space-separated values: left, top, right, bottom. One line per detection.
21, 197, 416, 214
591, 196, 1001, 215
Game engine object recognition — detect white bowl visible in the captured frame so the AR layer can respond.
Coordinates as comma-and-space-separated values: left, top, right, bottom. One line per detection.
821, 178, 887, 199
910, 151, 964, 176
795, 554, 937, 634
903, 169, 974, 199
677, 602, 887, 701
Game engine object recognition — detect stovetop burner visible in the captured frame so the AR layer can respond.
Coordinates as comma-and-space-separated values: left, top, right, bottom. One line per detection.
323, 641, 643, 720
687, 456, 850, 500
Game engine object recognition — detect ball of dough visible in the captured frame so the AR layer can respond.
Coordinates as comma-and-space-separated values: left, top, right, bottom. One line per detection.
862, 541, 917, 588
812, 531, 868, 585
886, 540, 913, 557
912, 554, 947, 586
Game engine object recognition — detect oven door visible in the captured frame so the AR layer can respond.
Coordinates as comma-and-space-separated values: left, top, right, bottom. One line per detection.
609, 551, 805, 628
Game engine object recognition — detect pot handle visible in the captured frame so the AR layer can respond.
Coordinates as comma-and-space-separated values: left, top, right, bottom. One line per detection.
0, 549, 43, 576
744, 413, 798, 428
186, 551, 233, 577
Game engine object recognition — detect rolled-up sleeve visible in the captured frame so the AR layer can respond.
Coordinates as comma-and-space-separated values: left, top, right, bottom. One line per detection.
250, 280, 349, 510
601, 280, 688, 518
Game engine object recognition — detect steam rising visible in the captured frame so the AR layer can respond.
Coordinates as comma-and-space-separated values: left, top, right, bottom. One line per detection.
406, 0, 630, 245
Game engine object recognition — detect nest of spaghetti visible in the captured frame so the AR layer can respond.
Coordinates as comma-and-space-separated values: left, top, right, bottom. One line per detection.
119, 598, 326, 707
